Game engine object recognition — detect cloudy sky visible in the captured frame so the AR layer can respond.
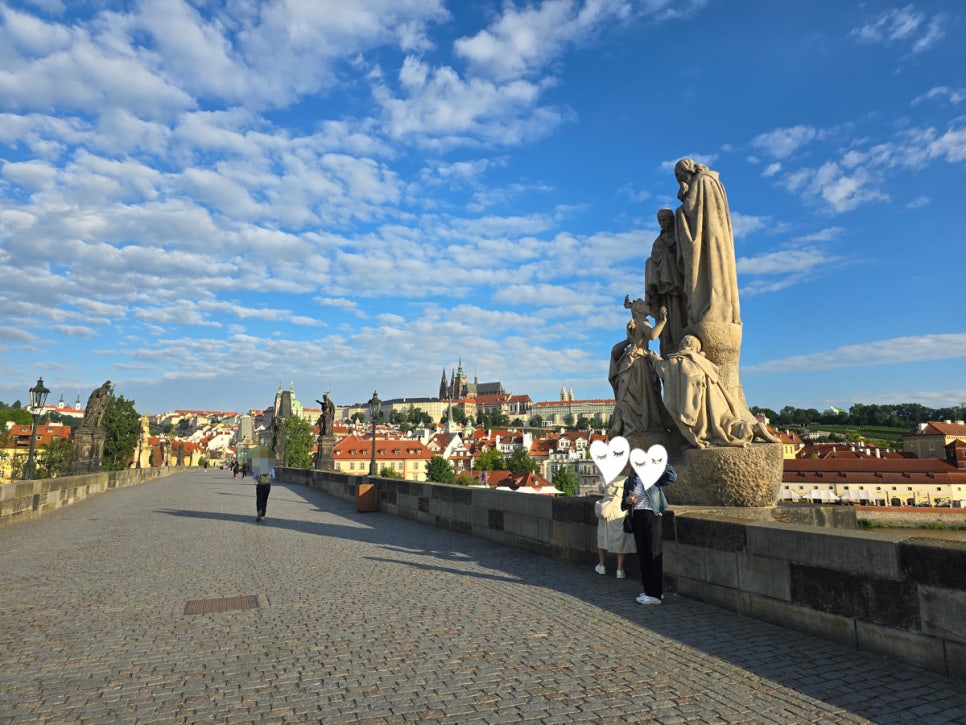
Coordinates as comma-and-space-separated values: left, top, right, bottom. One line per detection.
1, 0, 964, 417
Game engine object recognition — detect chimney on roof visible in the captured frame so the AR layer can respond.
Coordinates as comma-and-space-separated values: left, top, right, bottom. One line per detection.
918, 423, 927, 432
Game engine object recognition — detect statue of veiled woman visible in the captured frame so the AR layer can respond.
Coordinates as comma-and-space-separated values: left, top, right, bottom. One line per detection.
673, 158, 741, 329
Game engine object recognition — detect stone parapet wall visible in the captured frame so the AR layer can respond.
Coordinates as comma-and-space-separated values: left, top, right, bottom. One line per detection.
0, 467, 181, 527
279, 467, 966, 680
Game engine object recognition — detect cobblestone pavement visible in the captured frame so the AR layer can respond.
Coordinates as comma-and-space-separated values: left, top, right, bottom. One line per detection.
1, 470, 964, 724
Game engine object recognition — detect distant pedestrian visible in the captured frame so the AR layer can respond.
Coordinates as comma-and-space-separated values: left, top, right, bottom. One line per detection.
255, 472, 271, 522
622, 463, 676, 605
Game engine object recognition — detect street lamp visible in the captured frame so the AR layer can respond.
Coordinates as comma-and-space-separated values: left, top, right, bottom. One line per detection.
368, 390, 380, 476
24, 376, 51, 480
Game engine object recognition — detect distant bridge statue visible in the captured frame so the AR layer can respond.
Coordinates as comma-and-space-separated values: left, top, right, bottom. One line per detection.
69, 380, 112, 474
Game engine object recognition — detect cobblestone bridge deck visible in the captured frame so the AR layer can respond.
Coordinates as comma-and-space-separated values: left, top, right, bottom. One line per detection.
1, 469, 964, 723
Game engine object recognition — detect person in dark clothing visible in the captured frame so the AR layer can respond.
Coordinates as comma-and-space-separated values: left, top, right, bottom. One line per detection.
621, 463, 677, 605
255, 471, 271, 522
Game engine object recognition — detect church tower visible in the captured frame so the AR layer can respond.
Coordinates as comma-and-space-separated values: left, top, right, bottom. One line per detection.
439, 368, 449, 400
454, 359, 468, 399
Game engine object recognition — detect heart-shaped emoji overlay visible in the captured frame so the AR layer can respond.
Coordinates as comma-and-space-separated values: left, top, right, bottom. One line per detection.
589, 437, 630, 484
630, 444, 668, 490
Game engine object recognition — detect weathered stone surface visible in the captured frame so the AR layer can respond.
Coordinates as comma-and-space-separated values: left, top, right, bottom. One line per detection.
855, 621, 947, 675
918, 585, 966, 643
673, 515, 748, 551
790, 564, 919, 630
772, 503, 857, 528
898, 536, 966, 589
664, 442, 783, 506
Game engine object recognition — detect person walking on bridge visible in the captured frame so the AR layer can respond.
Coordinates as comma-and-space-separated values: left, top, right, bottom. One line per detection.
255, 469, 273, 522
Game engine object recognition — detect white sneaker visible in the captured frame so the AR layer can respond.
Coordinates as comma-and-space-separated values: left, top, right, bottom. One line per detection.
616, 569, 626, 579
636, 593, 661, 605
594, 564, 606, 575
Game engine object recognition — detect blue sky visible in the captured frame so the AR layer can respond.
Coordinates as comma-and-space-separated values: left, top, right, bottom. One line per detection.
1, 0, 964, 417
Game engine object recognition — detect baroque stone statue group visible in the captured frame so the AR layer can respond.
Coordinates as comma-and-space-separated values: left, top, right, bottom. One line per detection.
608, 159, 782, 506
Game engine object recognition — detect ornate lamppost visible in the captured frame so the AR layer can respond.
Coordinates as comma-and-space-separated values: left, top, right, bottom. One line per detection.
368, 390, 380, 476
24, 376, 51, 480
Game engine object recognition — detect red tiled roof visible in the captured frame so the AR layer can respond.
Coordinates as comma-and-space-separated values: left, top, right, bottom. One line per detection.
333, 435, 434, 462
905, 421, 966, 437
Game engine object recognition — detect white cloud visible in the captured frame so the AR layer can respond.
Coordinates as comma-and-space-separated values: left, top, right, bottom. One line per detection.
746, 333, 966, 374
781, 159, 888, 213
730, 212, 769, 240
752, 125, 820, 159
851, 6, 945, 54
454, 0, 630, 81
912, 86, 966, 106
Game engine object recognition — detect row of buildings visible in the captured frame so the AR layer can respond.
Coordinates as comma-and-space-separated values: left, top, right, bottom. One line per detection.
4, 378, 966, 506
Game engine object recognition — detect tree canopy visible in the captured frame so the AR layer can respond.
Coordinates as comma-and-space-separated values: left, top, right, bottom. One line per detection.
281, 416, 314, 469
102, 394, 141, 471
751, 402, 965, 429
426, 455, 456, 484
475, 448, 506, 471
552, 466, 579, 497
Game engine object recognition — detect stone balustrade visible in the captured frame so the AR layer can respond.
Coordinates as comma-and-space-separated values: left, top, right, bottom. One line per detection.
0, 467, 180, 526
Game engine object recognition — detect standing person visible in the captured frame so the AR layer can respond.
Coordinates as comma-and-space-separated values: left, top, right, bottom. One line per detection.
622, 463, 677, 605
255, 471, 271, 522
594, 474, 635, 579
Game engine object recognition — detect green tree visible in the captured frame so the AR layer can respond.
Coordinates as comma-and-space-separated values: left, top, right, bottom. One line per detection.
529, 414, 544, 427
506, 447, 539, 475
552, 466, 579, 497
454, 471, 475, 486
379, 465, 403, 479
281, 416, 314, 469
490, 410, 510, 427
0, 407, 32, 427
102, 394, 142, 471
563, 413, 575, 427
426, 455, 456, 484
475, 448, 506, 471
37, 438, 73, 478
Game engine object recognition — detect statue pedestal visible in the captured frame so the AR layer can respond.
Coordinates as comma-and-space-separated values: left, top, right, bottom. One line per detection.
69, 428, 106, 474
668, 443, 783, 507
625, 432, 782, 507
315, 435, 335, 471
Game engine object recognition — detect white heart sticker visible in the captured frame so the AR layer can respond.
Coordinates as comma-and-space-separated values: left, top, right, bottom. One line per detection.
590, 437, 630, 484
630, 444, 668, 490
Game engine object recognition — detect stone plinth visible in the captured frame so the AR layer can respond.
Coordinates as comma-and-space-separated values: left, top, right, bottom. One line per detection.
667, 443, 784, 507
69, 428, 106, 475
315, 435, 335, 471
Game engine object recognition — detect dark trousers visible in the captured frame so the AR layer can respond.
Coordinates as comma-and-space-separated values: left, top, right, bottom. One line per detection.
255, 484, 271, 516
631, 509, 664, 599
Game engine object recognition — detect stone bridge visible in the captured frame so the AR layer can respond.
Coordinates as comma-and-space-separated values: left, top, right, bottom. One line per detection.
1, 468, 964, 723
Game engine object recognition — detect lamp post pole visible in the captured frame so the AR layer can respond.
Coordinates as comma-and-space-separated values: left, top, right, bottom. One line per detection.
24, 376, 51, 481
368, 390, 379, 476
